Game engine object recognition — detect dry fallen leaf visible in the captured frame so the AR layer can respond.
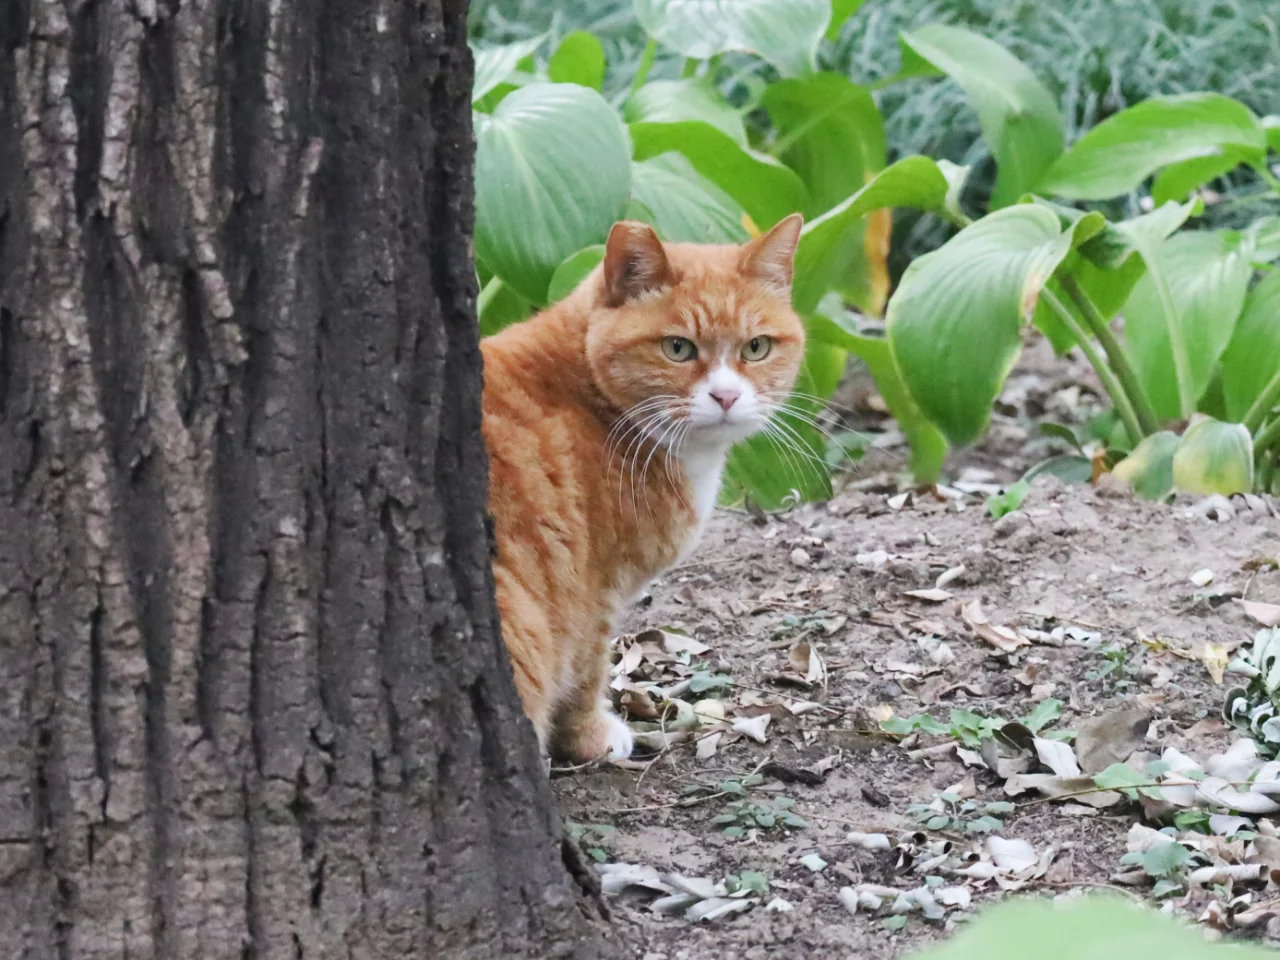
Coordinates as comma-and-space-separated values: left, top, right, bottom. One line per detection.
1074, 707, 1150, 775
905, 588, 953, 603
1034, 737, 1082, 777
732, 714, 772, 743
789, 641, 826, 686
961, 600, 1029, 654
1202, 641, 1229, 684
1239, 599, 1280, 628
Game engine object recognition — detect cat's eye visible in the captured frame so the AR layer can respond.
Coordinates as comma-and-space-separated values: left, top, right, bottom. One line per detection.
741, 336, 773, 362
661, 336, 697, 362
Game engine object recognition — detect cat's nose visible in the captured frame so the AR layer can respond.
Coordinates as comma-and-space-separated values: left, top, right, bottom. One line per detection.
710, 387, 741, 411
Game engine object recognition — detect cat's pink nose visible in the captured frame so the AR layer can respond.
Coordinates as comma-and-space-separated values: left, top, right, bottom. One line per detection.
710, 387, 741, 411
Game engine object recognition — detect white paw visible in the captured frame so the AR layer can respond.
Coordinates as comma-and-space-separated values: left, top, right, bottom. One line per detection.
601, 710, 634, 760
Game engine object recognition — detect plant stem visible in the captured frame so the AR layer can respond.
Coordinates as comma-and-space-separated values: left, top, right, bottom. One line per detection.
1142, 248, 1196, 418
1060, 274, 1160, 436
1253, 160, 1280, 197
1042, 287, 1146, 445
1256, 415, 1280, 459
629, 39, 658, 97
1244, 368, 1280, 434
680, 56, 699, 78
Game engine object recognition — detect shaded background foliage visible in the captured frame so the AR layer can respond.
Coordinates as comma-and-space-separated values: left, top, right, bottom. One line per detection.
470, 0, 1280, 273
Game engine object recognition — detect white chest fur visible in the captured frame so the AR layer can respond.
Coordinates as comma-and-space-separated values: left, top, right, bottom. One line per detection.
676, 447, 726, 560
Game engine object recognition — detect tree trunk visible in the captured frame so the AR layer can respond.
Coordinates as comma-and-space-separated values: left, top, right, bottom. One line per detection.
0, 1, 608, 957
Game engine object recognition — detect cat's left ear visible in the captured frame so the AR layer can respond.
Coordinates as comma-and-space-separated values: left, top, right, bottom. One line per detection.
740, 213, 804, 294
602, 221, 673, 307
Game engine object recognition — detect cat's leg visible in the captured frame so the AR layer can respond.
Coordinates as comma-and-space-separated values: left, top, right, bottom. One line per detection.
493, 568, 557, 755
552, 626, 633, 763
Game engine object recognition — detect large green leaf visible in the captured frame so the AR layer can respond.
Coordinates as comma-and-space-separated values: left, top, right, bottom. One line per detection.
887, 205, 1102, 447
762, 73, 885, 217
1112, 431, 1179, 501
1123, 230, 1253, 422
631, 153, 750, 243
1039, 93, 1266, 201
793, 156, 952, 315
548, 31, 606, 91
917, 894, 1274, 960
900, 25, 1062, 208
475, 84, 631, 305
630, 120, 808, 229
724, 341, 845, 507
826, 0, 865, 41
1221, 270, 1280, 424
477, 277, 533, 336
1028, 197, 1201, 352
1173, 418, 1254, 495
807, 313, 947, 482
625, 79, 746, 144
633, 0, 830, 77
547, 246, 605, 305
471, 34, 547, 105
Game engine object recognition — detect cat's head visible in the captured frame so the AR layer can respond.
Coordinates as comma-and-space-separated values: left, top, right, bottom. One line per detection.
585, 215, 806, 454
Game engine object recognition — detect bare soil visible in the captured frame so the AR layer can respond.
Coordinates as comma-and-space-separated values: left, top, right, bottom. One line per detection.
553, 341, 1280, 959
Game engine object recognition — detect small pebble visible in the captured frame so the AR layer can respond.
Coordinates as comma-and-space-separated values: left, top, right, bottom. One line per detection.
789, 547, 811, 568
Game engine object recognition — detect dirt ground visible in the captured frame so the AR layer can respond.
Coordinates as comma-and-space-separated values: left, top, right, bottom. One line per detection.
552, 339, 1280, 959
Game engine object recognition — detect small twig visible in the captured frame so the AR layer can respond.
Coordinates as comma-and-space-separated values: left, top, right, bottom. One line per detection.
601, 755, 773, 817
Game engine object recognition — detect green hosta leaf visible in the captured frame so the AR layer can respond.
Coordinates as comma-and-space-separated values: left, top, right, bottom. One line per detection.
900, 25, 1062, 208
887, 205, 1103, 448
475, 84, 631, 305
477, 277, 533, 336
1123, 230, 1252, 421
631, 121, 809, 230
630, 153, 750, 243
1112, 431, 1179, 501
1220, 271, 1280, 424
827, 0, 865, 40
807, 313, 948, 482
1152, 153, 1244, 206
762, 73, 885, 216
472, 34, 547, 105
793, 156, 952, 315
917, 894, 1276, 960
547, 246, 605, 305
1023, 455, 1093, 485
548, 31, 606, 91
1039, 93, 1266, 201
1172, 418, 1254, 496
1093, 762, 1162, 799
625, 79, 746, 144
634, 0, 830, 77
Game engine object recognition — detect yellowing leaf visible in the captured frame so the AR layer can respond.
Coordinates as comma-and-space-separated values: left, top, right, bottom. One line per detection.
1172, 417, 1254, 495
1202, 641, 1228, 684
864, 202, 892, 317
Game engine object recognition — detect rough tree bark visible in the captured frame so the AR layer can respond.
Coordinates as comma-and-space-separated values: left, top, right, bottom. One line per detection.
0, 1, 610, 957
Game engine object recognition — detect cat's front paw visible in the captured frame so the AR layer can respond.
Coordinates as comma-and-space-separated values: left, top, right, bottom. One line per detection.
557, 705, 634, 763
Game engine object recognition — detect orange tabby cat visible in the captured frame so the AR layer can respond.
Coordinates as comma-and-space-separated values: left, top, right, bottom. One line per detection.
481, 215, 805, 762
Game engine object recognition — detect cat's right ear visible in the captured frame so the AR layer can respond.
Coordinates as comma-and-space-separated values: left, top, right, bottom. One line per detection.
602, 221, 673, 307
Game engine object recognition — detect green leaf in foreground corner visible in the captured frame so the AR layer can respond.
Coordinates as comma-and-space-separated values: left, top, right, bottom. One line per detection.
900, 24, 1062, 208
475, 84, 630, 305
806, 312, 948, 483
633, 0, 829, 77
915, 894, 1274, 960
793, 156, 951, 315
1111, 431, 1178, 501
1038, 93, 1266, 201
471, 34, 547, 105
625, 79, 746, 144
886, 205, 1103, 448
826, 0, 866, 41
631, 153, 750, 244
546, 246, 604, 305
1123, 230, 1252, 421
548, 31, 606, 91
630, 120, 809, 232
1220, 270, 1280, 424
1172, 418, 1254, 496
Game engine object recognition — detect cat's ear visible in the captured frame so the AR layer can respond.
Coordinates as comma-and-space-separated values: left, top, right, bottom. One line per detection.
740, 213, 804, 294
602, 221, 673, 307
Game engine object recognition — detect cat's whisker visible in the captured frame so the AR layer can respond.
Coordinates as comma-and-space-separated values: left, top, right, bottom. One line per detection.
604, 396, 680, 463
768, 416, 834, 478
761, 420, 826, 490
638, 417, 681, 522
763, 389, 872, 420
616, 408, 674, 521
